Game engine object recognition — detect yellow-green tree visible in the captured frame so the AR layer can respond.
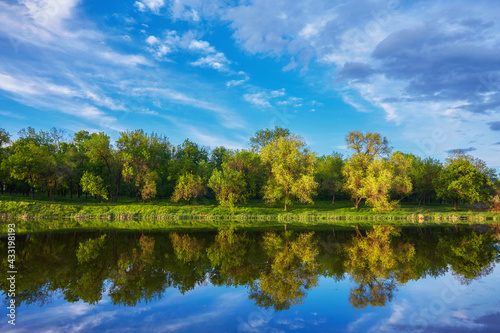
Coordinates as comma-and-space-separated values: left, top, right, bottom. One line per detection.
260, 135, 318, 210
171, 173, 205, 203
345, 226, 416, 309
343, 131, 412, 211
249, 231, 319, 310
208, 166, 247, 208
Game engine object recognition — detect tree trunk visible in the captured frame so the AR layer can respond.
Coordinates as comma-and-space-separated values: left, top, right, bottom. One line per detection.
355, 198, 361, 210
454, 201, 458, 211
115, 173, 121, 203
332, 192, 336, 205
284, 203, 287, 211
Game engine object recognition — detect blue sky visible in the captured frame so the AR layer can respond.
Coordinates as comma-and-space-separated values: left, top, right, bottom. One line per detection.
0, 0, 499, 169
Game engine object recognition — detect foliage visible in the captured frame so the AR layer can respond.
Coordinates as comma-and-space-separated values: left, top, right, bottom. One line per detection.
409, 156, 442, 204
208, 167, 247, 208
80, 171, 108, 202
343, 132, 412, 211
315, 153, 344, 204
435, 157, 493, 210
117, 130, 169, 203
76, 234, 107, 263
250, 126, 291, 152
249, 231, 318, 310
260, 135, 318, 210
345, 226, 416, 309
171, 173, 205, 203
0, 126, 498, 213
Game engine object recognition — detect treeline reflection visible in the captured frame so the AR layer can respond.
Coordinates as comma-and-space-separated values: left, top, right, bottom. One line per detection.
1, 225, 499, 311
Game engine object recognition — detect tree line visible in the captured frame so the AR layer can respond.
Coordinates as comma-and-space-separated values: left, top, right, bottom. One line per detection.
0, 126, 498, 211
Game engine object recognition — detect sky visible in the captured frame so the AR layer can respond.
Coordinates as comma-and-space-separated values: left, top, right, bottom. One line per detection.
0, 0, 499, 170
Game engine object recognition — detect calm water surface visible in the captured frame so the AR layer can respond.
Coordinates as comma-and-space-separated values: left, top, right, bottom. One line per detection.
1, 224, 500, 332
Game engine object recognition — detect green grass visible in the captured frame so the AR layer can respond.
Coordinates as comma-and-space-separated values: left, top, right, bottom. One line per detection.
0, 193, 498, 224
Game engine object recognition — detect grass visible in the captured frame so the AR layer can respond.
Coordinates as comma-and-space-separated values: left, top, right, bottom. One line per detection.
0, 193, 499, 224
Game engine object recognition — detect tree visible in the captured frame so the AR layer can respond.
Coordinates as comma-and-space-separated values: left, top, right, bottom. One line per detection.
250, 127, 291, 152
210, 146, 229, 170
117, 130, 170, 203
315, 153, 344, 204
260, 135, 318, 211
435, 157, 493, 210
82, 132, 119, 203
208, 167, 247, 208
225, 150, 266, 199
80, 171, 108, 202
389, 152, 413, 200
345, 130, 391, 158
4, 137, 54, 199
0, 128, 11, 193
343, 131, 393, 210
409, 156, 442, 205
208, 149, 264, 208
171, 173, 205, 203
168, 139, 209, 195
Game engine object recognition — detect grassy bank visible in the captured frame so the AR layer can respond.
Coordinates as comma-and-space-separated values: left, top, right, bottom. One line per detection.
0, 194, 498, 223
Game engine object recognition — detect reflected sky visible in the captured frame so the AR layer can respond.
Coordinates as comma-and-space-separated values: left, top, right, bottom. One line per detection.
1, 226, 500, 332
2, 270, 500, 333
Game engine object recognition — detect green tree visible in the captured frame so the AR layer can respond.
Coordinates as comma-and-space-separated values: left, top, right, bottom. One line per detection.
117, 130, 170, 203
168, 139, 209, 194
250, 126, 291, 152
437, 230, 498, 284
80, 171, 108, 202
315, 153, 344, 204
171, 173, 205, 203
435, 157, 493, 210
210, 146, 229, 170
409, 156, 442, 205
82, 132, 120, 203
4, 136, 54, 199
260, 135, 318, 210
225, 150, 266, 199
208, 167, 247, 208
390, 152, 413, 199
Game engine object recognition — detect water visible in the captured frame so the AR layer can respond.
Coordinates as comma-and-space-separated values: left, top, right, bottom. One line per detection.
1, 224, 500, 332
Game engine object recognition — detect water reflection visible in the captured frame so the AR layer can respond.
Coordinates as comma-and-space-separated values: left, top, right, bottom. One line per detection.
0, 225, 499, 313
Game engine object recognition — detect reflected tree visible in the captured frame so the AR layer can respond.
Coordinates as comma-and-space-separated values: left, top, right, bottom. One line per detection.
438, 230, 498, 285
249, 231, 318, 311
345, 226, 416, 309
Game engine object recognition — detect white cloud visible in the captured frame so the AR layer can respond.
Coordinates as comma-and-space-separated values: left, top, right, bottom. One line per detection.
134, 0, 165, 14
243, 92, 272, 108
190, 52, 229, 71
189, 39, 216, 53
20, 0, 80, 32
99, 51, 152, 67
144, 31, 231, 71
146, 35, 159, 45
226, 79, 246, 87
134, 1, 146, 12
